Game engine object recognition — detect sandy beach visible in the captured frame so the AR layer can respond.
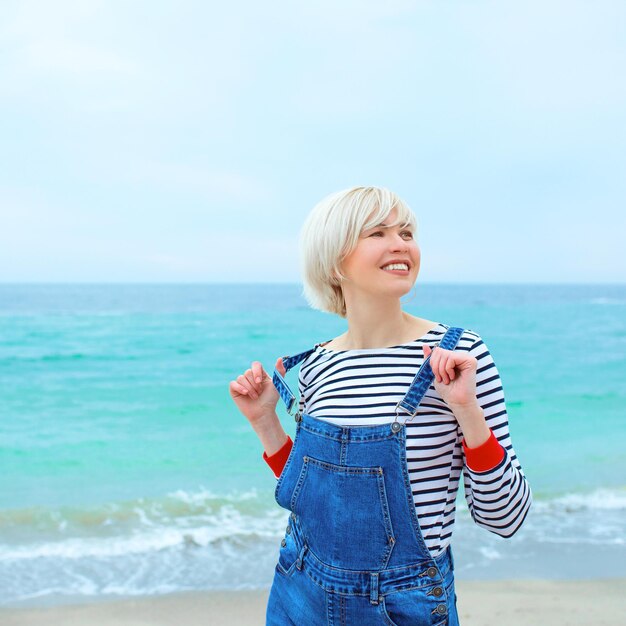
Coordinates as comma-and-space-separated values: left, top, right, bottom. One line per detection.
1, 578, 624, 626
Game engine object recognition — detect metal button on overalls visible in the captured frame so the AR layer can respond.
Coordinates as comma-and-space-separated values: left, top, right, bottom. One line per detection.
267, 326, 465, 625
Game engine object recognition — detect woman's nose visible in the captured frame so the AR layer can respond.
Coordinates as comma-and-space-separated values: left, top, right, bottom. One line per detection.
390, 237, 410, 251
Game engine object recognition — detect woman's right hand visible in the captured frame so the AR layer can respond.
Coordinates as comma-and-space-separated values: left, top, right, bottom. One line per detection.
229, 357, 287, 427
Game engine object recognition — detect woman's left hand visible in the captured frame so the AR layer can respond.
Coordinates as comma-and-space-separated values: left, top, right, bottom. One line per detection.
423, 344, 478, 409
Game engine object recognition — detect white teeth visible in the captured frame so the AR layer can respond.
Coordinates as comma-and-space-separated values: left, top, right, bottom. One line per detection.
382, 263, 409, 271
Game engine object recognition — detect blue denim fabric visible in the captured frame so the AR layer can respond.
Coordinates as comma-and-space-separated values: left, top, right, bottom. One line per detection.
267, 327, 464, 625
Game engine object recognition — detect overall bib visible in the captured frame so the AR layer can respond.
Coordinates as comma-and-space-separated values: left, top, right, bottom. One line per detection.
267, 327, 465, 626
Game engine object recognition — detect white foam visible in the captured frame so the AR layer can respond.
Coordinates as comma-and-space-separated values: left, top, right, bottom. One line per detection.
532, 487, 626, 512
478, 546, 503, 560
0, 495, 287, 561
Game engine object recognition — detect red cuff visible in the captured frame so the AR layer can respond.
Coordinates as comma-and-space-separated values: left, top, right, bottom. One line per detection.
462, 428, 505, 472
262, 435, 293, 478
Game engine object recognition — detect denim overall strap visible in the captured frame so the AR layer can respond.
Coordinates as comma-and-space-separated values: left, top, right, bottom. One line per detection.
391, 326, 465, 432
272, 347, 317, 418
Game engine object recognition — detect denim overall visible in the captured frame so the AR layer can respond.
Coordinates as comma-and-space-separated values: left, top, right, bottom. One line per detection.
266, 326, 465, 625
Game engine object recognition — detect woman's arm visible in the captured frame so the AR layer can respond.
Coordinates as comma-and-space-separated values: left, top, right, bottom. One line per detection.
255, 410, 290, 458
458, 336, 533, 537
263, 432, 293, 478
259, 410, 292, 478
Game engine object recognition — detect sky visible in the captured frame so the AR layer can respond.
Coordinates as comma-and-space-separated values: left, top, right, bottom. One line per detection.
0, 0, 624, 284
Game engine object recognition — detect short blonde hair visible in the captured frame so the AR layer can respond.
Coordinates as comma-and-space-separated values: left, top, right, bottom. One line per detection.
299, 186, 418, 318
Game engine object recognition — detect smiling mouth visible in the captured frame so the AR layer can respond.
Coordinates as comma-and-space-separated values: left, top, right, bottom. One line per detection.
381, 264, 410, 272
381, 268, 410, 275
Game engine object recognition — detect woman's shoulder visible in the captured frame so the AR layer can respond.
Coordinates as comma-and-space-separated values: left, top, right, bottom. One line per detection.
315, 336, 344, 351
407, 316, 480, 346
435, 322, 481, 349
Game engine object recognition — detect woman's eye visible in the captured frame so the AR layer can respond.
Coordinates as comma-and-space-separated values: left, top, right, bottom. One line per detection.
369, 230, 413, 238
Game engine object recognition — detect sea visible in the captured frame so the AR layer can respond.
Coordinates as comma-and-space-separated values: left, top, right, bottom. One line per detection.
0, 283, 624, 608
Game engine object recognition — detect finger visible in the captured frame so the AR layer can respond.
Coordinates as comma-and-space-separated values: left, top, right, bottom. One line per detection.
244, 369, 262, 395
229, 380, 247, 397
251, 361, 264, 384
230, 379, 252, 398
237, 374, 258, 399
439, 354, 452, 384
445, 357, 457, 381
275, 356, 286, 376
428, 347, 442, 382
435, 349, 453, 384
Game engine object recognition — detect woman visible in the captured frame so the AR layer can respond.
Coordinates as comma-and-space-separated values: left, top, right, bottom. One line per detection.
229, 186, 532, 625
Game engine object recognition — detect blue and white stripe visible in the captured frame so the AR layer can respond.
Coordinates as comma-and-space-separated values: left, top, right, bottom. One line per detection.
296, 322, 533, 558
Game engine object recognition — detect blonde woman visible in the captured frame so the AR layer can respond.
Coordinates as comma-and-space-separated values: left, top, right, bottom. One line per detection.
229, 186, 532, 625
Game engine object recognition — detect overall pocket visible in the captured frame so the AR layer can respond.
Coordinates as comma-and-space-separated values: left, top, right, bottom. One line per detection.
291, 455, 395, 570
444, 575, 460, 626
379, 586, 449, 626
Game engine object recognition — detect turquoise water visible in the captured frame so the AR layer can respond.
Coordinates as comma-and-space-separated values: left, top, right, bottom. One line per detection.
1, 283, 625, 607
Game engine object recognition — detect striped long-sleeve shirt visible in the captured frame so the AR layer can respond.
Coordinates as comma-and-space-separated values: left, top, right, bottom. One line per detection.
264, 322, 533, 559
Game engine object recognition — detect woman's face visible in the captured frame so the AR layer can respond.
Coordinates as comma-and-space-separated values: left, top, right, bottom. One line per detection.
338, 207, 420, 299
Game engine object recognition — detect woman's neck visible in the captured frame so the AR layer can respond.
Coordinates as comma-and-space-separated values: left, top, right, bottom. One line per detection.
333, 312, 437, 350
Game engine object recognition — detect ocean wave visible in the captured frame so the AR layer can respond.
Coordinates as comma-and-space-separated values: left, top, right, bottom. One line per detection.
0, 487, 285, 561
531, 487, 626, 512
1, 486, 625, 560
1, 485, 626, 607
